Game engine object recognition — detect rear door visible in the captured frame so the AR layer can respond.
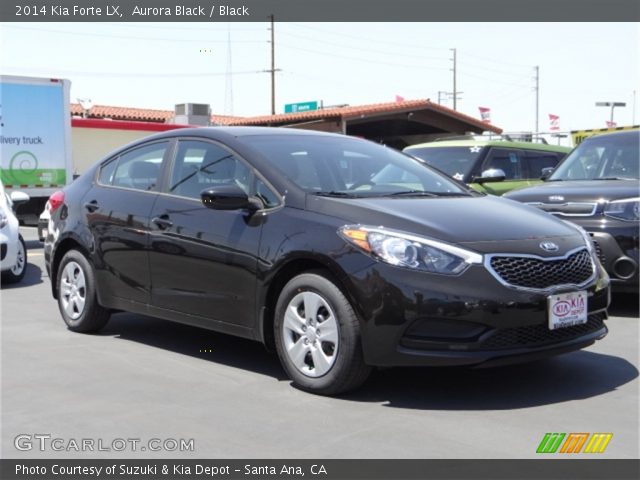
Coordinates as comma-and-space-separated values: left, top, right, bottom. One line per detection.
82, 140, 171, 304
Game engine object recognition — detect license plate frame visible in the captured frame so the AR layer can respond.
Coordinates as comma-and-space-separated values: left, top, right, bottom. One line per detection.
547, 291, 588, 330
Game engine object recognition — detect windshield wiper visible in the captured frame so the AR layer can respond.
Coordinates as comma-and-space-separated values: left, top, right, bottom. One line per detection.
313, 191, 357, 197
386, 190, 470, 197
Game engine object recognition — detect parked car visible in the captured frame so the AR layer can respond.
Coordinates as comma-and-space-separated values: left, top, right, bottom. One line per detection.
37, 203, 51, 242
404, 139, 570, 195
44, 128, 609, 395
0, 183, 29, 283
506, 130, 639, 293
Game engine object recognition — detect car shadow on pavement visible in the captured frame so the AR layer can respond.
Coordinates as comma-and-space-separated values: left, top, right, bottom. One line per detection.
343, 351, 638, 410
100, 313, 288, 381
609, 293, 639, 318
1, 262, 43, 289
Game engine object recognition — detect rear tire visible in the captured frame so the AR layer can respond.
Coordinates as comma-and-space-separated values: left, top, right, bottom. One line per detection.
57, 250, 110, 332
274, 272, 371, 395
2, 235, 27, 284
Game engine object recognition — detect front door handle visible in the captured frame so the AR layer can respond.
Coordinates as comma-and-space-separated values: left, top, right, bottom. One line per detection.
152, 215, 173, 230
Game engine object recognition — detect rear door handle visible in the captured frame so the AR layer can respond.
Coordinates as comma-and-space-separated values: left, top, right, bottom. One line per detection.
84, 200, 99, 212
152, 215, 173, 230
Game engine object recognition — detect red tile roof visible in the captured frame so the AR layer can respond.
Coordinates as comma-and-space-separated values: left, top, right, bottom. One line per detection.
71, 103, 173, 122
70, 99, 501, 133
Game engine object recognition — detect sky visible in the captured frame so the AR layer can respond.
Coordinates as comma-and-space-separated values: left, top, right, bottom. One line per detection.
1, 22, 638, 138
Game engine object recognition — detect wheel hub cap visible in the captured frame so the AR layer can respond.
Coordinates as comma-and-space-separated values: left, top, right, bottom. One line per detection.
282, 291, 339, 378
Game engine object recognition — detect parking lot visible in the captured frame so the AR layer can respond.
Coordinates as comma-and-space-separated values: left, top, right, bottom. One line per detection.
1, 226, 638, 459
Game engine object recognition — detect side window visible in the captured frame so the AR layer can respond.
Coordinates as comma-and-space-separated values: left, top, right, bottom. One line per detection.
524, 150, 563, 178
98, 158, 118, 185
255, 179, 280, 208
482, 148, 523, 180
169, 140, 251, 199
108, 142, 167, 191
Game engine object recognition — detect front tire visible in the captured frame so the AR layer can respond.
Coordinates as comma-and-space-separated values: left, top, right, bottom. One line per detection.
57, 250, 110, 332
274, 272, 371, 395
2, 234, 27, 284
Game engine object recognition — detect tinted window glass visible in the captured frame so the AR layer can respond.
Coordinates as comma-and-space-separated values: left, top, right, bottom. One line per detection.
404, 146, 483, 181
98, 159, 117, 186
551, 133, 640, 180
243, 135, 467, 197
170, 140, 251, 199
111, 142, 167, 191
524, 150, 563, 178
255, 179, 279, 208
482, 148, 523, 180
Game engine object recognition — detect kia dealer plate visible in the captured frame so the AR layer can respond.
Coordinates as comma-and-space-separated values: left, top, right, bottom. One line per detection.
548, 291, 588, 330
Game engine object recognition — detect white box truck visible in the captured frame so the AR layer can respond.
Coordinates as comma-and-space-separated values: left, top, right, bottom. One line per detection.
0, 75, 73, 224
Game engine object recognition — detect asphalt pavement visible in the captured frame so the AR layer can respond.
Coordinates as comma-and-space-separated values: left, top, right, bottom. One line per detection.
1, 227, 638, 459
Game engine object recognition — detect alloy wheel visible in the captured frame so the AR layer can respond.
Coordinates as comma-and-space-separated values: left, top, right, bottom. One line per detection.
60, 261, 87, 320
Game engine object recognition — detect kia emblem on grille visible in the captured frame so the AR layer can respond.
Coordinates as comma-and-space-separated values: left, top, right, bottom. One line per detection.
540, 241, 560, 252
549, 195, 564, 202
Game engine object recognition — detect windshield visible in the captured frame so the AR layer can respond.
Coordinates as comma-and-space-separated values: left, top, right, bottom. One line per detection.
402, 146, 484, 181
550, 133, 639, 181
242, 135, 470, 197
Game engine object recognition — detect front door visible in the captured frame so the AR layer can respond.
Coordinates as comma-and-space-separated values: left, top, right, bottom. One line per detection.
148, 139, 264, 328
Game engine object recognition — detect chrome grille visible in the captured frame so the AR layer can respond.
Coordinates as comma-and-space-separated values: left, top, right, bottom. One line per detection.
489, 249, 594, 290
527, 202, 597, 216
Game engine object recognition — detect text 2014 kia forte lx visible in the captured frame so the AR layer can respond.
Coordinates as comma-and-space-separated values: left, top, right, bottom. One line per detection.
44, 128, 610, 395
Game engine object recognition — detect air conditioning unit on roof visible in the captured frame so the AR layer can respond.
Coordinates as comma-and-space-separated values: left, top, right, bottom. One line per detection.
172, 103, 211, 126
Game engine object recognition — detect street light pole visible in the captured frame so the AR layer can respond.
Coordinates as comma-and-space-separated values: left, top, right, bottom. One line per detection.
595, 101, 626, 125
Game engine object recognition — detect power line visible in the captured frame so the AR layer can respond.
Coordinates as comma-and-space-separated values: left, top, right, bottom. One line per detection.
277, 30, 447, 61
1, 24, 264, 43
1, 67, 264, 78
287, 23, 449, 51
278, 43, 449, 71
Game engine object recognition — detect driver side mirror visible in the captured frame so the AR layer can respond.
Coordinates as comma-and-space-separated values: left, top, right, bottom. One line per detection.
475, 168, 506, 184
540, 167, 555, 180
9, 191, 30, 207
201, 185, 262, 212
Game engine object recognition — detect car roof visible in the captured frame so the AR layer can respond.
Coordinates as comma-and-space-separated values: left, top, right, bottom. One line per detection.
404, 139, 570, 153
582, 129, 639, 142
151, 126, 347, 141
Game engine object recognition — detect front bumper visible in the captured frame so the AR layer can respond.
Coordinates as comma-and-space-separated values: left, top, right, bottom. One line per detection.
588, 227, 638, 292
344, 262, 609, 367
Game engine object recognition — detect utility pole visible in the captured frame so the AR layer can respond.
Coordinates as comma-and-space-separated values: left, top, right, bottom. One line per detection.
450, 48, 457, 110
269, 15, 275, 115
534, 65, 539, 135
224, 28, 234, 116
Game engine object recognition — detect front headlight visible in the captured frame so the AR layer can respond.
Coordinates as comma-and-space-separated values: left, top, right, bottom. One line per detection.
339, 225, 483, 275
603, 197, 640, 222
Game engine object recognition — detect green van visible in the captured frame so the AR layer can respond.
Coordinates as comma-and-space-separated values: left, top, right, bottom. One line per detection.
404, 139, 570, 195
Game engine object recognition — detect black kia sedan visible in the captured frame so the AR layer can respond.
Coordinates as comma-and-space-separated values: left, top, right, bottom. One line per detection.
44, 127, 610, 395
506, 130, 639, 293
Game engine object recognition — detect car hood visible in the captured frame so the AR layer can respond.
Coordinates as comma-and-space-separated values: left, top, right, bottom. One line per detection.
306, 194, 584, 254
505, 179, 640, 203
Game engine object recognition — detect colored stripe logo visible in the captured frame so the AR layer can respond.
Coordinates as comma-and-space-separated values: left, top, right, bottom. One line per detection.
537, 433, 612, 454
